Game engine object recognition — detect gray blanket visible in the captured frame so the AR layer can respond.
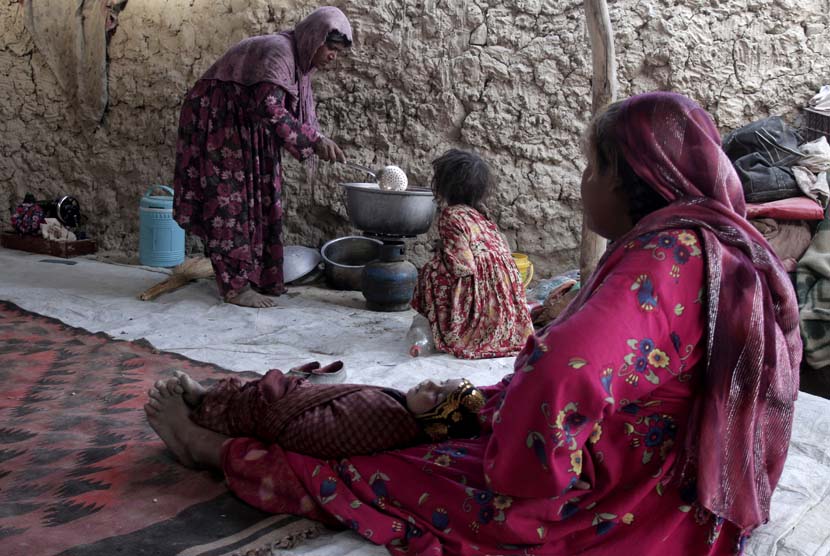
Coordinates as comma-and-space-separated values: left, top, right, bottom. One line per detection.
795, 206, 830, 372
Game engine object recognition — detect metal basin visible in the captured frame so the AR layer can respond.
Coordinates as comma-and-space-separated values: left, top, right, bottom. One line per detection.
341, 182, 436, 237
320, 236, 383, 291
283, 245, 322, 283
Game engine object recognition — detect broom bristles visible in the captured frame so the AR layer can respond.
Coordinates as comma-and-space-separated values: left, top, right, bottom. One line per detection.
138, 257, 214, 301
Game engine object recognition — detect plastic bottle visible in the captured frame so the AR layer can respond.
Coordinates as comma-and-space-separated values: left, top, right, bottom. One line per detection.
406, 313, 435, 357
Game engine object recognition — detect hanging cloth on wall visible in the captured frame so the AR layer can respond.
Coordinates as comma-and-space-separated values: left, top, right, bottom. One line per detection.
21, 0, 128, 125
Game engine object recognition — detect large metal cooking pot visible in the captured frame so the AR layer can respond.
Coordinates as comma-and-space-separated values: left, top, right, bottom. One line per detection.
320, 235, 383, 291
341, 182, 436, 236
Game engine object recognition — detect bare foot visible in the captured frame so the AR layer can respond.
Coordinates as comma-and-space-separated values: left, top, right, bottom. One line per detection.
145, 384, 196, 467
154, 377, 183, 397
252, 284, 286, 297
174, 370, 207, 407
145, 383, 229, 469
226, 288, 277, 308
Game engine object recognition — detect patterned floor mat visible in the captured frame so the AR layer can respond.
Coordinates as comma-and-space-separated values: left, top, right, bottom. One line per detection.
0, 300, 323, 555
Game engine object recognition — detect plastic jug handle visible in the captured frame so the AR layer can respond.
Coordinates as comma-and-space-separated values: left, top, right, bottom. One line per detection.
523, 262, 534, 288
144, 185, 175, 197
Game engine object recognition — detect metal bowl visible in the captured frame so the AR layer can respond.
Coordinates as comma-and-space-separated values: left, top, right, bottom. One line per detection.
341, 182, 436, 237
283, 245, 322, 284
320, 236, 383, 291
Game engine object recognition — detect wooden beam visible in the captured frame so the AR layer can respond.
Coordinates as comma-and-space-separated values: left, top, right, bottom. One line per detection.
580, 0, 618, 282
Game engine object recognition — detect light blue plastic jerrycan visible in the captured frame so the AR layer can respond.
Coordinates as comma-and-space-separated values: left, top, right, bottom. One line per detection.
139, 185, 185, 267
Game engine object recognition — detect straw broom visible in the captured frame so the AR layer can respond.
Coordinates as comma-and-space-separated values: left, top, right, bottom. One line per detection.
138, 257, 214, 301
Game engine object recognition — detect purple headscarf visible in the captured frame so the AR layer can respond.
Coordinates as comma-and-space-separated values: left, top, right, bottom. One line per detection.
200, 6, 352, 132
562, 92, 801, 532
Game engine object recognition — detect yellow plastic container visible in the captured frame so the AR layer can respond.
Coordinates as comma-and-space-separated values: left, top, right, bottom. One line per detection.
511, 253, 534, 287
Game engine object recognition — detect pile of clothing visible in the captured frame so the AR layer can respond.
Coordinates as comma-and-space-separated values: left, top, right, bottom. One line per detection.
533, 99, 830, 389
721, 91, 830, 394
722, 115, 830, 272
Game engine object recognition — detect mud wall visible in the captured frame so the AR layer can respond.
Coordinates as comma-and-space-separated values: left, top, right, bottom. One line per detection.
1, 0, 828, 275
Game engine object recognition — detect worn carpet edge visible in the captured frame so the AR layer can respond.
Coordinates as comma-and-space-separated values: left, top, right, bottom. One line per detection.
233, 520, 329, 555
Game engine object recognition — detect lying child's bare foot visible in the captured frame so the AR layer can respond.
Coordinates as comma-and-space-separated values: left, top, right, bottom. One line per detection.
145, 384, 196, 467
226, 287, 277, 308
174, 370, 207, 407
145, 382, 229, 469
154, 377, 183, 397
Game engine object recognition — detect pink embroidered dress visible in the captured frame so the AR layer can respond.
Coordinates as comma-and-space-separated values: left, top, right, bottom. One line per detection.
172, 8, 351, 299
216, 93, 800, 556
222, 229, 743, 555
411, 204, 534, 359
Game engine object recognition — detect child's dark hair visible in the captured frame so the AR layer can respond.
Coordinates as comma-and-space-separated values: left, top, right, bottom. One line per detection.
326, 30, 352, 48
431, 149, 494, 211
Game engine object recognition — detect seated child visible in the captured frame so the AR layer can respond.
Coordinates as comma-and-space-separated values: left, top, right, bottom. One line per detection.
411, 149, 534, 359
148, 362, 486, 460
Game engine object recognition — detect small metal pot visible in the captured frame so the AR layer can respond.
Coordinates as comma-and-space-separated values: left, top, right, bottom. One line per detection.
341, 183, 436, 236
320, 236, 383, 291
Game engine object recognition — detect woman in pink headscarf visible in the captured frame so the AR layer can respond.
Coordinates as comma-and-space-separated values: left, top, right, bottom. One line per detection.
149, 92, 800, 555
173, 7, 351, 308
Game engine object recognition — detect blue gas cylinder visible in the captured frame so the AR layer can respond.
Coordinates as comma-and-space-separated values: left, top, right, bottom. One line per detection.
360, 241, 417, 312
139, 185, 185, 267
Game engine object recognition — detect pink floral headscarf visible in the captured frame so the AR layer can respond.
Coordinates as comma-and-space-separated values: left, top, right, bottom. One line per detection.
200, 6, 352, 131
562, 92, 801, 532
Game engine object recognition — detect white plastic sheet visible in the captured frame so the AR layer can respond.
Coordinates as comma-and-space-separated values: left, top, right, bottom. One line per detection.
0, 248, 827, 556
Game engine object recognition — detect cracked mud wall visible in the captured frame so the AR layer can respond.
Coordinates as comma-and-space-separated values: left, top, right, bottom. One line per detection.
1, 0, 828, 276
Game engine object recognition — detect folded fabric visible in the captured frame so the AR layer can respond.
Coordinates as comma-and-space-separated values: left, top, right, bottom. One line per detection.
529, 272, 581, 327
796, 207, 830, 369
798, 136, 830, 173
750, 218, 813, 272
40, 218, 76, 242
793, 167, 829, 206
792, 136, 830, 206
535, 287, 579, 327
809, 85, 830, 113
745, 196, 825, 221
526, 269, 580, 303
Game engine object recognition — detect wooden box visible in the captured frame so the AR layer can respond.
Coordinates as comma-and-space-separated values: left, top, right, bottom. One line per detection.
1, 232, 97, 258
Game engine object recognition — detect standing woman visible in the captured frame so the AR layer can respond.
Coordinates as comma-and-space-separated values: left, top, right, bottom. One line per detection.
173, 7, 350, 308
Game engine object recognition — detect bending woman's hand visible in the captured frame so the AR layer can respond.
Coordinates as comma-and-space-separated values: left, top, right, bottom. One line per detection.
314, 136, 346, 163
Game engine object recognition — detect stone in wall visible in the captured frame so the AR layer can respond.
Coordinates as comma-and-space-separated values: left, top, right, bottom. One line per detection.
0, 0, 828, 280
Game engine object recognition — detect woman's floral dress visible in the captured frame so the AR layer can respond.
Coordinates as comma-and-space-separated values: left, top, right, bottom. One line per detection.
173, 81, 319, 299
411, 204, 534, 359
220, 229, 746, 556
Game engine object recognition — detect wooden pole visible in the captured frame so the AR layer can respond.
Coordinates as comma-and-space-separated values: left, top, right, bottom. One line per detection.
580, 0, 618, 282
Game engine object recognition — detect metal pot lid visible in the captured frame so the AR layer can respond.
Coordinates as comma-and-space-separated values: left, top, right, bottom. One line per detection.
283, 245, 322, 283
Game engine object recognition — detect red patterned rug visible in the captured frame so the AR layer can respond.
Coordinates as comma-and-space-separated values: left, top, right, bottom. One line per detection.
0, 300, 323, 555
